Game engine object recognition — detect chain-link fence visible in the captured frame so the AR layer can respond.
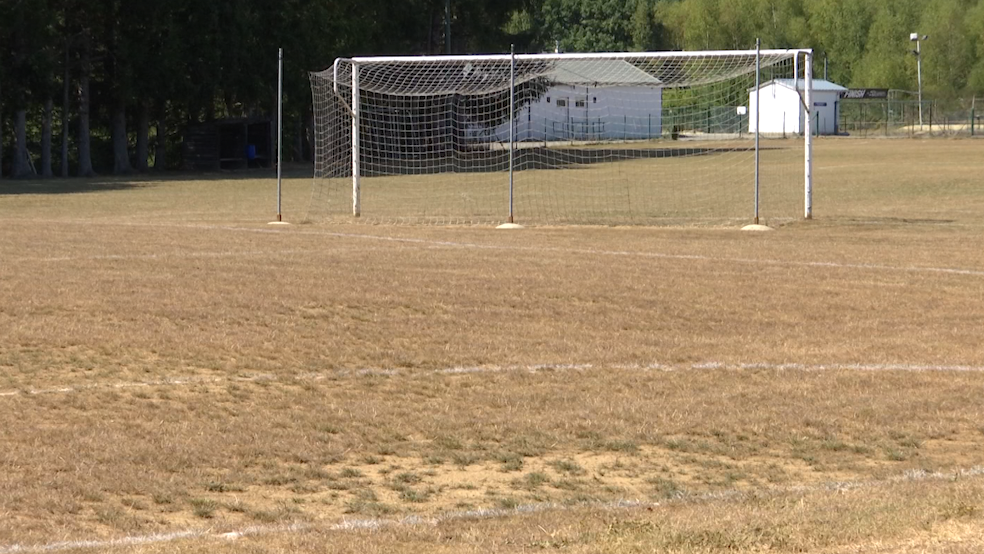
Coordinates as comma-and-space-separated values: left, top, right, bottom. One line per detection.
839, 97, 983, 137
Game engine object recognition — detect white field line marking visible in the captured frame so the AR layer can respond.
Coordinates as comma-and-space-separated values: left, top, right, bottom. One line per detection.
4, 219, 984, 278
23, 249, 317, 263
1, 467, 982, 554
2, 362, 983, 400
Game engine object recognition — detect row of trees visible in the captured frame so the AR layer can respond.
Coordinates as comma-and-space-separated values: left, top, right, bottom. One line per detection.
1, 0, 982, 179
0, 0, 529, 178
525, 0, 984, 97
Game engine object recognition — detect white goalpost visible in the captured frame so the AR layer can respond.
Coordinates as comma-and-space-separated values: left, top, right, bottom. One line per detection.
309, 48, 813, 226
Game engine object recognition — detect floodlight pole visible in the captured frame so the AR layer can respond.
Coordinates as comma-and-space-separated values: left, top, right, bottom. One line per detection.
508, 44, 516, 224
754, 39, 761, 225
276, 47, 283, 221
911, 34, 925, 127
917, 41, 923, 127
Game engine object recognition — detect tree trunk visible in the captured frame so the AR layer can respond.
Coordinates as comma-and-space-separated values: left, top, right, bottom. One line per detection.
61, 40, 71, 178
112, 104, 132, 174
295, 113, 304, 162
13, 109, 33, 178
135, 104, 149, 171
42, 99, 54, 177
0, 70, 4, 180
77, 36, 95, 177
154, 100, 167, 171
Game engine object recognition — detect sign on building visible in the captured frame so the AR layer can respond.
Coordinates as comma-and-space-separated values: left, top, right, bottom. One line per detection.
843, 89, 889, 99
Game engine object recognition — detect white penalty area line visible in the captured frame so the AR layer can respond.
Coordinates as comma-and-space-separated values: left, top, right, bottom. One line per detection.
2, 361, 983, 400
23, 248, 318, 263
143, 222, 984, 279
2, 466, 983, 554
8, 219, 984, 278
311, 230, 984, 278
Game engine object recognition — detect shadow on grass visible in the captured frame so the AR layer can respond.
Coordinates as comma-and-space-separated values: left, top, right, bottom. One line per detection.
0, 165, 313, 196
0, 179, 145, 196
354, 144, 773, 176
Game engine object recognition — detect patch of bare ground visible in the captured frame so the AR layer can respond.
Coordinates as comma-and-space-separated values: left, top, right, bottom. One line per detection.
1, 366, 983, 548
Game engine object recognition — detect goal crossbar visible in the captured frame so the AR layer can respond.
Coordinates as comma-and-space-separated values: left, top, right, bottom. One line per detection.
344, 49, 812, 64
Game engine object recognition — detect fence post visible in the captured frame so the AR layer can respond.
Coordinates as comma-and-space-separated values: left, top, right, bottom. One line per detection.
887, 98, 892, 135
861, 103, 865, 138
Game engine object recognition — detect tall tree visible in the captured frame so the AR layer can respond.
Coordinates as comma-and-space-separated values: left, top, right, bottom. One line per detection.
804, 0, 872, 85
7, 0, 57, 177
76, 29, 95, 177
103, 0, 134, 174
0, 1, 6, 180
659, 0, 723, 50
964, 0, 984, 95
535, 0, 639, 52
631, 0, 658, 51
855, 0, 920, 89
754, 0, 809, 49
59, 0, 97, 177
919, 0, 975, 99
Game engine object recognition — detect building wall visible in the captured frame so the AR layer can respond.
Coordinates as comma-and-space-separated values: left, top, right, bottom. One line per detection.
494, 85, 663, 142
749, 85, 843, 136
809, 92, 840, 135
749, 84, 803, 135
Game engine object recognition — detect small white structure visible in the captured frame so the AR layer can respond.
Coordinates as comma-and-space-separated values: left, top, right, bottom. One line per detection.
749, 78, 847, 136
495, 59, 662, 142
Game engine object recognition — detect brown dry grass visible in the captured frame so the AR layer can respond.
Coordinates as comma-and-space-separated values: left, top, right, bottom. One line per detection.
311, 138, 807, 225
1, 138, 983, 552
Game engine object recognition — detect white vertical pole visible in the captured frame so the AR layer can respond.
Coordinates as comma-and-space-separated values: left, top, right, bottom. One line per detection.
793, 54, 798, 89
333, 58, 340, 95
508, 44, 516, 224
804, 50, 813, 220
276, 47, 283, 221
754, 39, 761, 225
351, 63, 361, 217
916, 39, 923, 127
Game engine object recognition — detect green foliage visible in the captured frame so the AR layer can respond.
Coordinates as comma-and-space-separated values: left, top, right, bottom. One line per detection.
656, 0, 984, 98
919, 0, 976, 99
631, 0, 658, 51
4, 0, 984, 175
534, 0, 641, 51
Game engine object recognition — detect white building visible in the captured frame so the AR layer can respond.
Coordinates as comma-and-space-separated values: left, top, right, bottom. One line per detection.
749, 78, 847, 136
494, 59, 663, 142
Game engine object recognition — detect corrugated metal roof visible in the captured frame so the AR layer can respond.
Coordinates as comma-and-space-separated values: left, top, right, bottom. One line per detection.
546, 59, 662, 86
764, 78, 848, 92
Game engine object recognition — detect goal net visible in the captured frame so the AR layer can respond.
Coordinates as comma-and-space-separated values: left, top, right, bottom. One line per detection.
309, 49, 814, 226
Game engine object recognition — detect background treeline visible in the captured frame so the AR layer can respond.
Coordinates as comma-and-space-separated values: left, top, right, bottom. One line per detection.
1, 0, 982, 178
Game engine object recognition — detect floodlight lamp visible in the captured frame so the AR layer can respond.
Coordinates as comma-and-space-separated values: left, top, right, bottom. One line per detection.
910, 32, 919, 41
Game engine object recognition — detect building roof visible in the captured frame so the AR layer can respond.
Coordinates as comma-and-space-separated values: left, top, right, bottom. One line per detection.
546, 59, 662, 86
754, 78, 847, 92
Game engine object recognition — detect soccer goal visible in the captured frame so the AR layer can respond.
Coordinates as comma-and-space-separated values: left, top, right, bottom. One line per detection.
309, 48, 814, 226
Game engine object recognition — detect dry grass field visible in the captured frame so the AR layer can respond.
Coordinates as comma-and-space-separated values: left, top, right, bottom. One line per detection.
1, 138, 983, 553
311, 138, 808, 225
